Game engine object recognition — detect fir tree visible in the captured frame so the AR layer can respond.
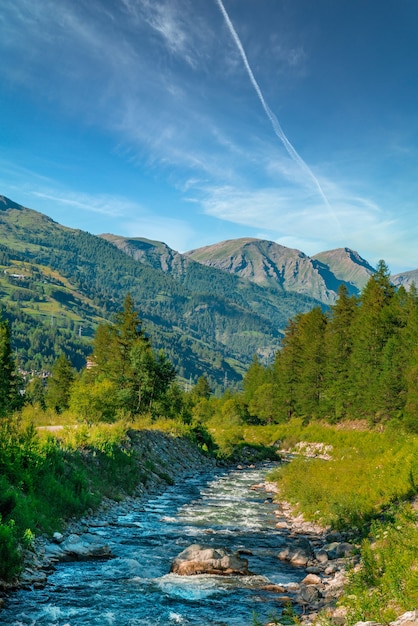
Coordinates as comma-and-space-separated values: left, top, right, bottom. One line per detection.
0, 317, 21, 416
45, 353, 75, 413
323, 285, 358, 421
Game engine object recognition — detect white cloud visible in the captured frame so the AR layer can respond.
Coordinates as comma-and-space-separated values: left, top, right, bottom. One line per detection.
31, 191, 142, 218
198, 179, 417, 272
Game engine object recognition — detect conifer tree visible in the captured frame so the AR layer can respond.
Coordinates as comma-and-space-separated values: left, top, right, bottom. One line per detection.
323, 285, 358, 421
349, 260, 396, 418
293, 307, 327, 419
45, 353, 75, 413
193, 375, 212, 400
0, 317, 21, 416
273, 315, 304, 421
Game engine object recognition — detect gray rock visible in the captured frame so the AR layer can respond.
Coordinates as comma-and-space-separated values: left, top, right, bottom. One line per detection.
278, 537, 313, 566
45, 533, 112, 562
315, 548, 329, 563
170, 544, 251, 576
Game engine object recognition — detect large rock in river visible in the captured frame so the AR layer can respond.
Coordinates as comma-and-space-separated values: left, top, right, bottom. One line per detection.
170, 544, 251, 576
45, 533, 113, 562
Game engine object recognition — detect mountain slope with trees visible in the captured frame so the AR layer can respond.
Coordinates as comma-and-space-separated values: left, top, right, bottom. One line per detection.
0, 195, 322, 387
232, 261, 418, 429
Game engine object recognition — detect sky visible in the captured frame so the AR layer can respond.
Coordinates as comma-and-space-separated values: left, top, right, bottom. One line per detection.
1, 0, 417, 274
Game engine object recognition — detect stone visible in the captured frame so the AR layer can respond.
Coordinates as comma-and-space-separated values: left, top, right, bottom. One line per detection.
298, 584, 321, 603
390, 611, 418, 626
170, 544, 251, 576
278, 537, 313, 566
302, 573, 322, 585
52, 532, 64, 544
45, 533, 113, 562
324, 541, 355, 559
315, 548, 329, 563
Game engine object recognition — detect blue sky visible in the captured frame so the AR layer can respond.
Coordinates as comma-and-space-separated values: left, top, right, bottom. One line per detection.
1, 0, 417, 273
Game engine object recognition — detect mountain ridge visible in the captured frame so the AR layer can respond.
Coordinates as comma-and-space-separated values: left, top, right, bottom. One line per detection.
1, 194, 416, 387
185, 237, 375, 304
0, 195, 322, 387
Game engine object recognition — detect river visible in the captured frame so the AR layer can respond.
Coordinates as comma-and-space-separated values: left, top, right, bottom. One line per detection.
1, 464, 306, 625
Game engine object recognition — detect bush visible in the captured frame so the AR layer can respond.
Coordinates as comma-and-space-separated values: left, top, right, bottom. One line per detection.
0, 520, 21, 581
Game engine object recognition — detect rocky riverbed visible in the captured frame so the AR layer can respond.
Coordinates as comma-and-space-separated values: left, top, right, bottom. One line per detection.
2, 434, 415, 626
0, 429, 216, 601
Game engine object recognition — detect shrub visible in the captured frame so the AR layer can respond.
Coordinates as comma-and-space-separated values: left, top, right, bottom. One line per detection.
0, 520, 21, 581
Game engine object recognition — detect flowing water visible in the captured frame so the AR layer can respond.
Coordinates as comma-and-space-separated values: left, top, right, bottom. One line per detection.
2, 464, 306, 625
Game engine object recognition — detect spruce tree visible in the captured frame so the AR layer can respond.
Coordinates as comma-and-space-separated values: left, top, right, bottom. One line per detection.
323, 285, 358, 421
273, 316, 304, 421
0, 317, 20, 416
45, 353, 75, 413
349, 260, 396, 418
293, 307, 327, 420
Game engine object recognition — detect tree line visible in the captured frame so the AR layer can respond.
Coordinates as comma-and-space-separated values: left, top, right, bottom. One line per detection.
237, 261, 418, 431
2, 260, 417, 432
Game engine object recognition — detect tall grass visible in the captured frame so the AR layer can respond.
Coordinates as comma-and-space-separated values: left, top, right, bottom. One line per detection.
267, 422, 417, 531
343, 506, 418, 624
0, 413, 143, 581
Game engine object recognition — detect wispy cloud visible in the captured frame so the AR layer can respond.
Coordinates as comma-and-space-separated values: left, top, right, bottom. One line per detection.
31, 191, 138, 218
214, 0, 335, 223
198, 179, 412, 269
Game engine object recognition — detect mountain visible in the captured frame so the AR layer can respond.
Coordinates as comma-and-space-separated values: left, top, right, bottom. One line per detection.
312, 248, 375, 291
6, 194, 412, 388
0, 195, 323, 388
185, 238, 375, 304
100, 234, 193, 277
391, 269, 418, 290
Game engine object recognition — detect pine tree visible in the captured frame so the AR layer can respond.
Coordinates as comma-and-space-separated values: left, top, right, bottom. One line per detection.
45, 354, 75, 413
323, 285, 358, 421
293, 307, 327, 420
349, 260, 396, 418
0, 318, 21, 416
193, 375, 212, 400
273, 316, 304, 422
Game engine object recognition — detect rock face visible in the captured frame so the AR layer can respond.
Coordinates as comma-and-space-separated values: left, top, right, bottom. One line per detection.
170, 544, 251, 576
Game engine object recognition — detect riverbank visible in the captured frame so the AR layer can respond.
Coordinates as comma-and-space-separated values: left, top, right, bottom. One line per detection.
0, 428, 216, 601
267, 487, 418, 626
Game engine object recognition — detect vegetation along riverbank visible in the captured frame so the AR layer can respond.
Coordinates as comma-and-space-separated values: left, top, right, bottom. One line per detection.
1, 263, 417, 624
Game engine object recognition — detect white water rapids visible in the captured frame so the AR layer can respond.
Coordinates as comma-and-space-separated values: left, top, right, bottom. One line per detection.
2, 464, 307, 625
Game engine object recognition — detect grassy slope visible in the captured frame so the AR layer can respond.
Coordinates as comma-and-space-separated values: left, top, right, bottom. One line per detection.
0, 197, 325, 385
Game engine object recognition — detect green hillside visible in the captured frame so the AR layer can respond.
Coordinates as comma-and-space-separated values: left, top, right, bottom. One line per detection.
0, 196, 323, 389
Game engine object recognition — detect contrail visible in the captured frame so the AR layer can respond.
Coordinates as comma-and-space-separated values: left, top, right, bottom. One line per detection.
215, 0, 337, 218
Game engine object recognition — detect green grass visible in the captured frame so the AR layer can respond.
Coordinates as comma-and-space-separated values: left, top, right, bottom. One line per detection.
266, 422, 417, 531
0, 414, 145, 581
342, 506, 418, 624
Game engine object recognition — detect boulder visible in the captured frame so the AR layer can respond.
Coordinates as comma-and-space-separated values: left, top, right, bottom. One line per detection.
278, 537, 313, 566
324, 541, 355, 559
45, 533, 113, 562
302, 573, 322, 585
170, 544, 251, 576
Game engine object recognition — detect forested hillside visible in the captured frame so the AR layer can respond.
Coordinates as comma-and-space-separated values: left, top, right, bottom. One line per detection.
0, 195, 322, 387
